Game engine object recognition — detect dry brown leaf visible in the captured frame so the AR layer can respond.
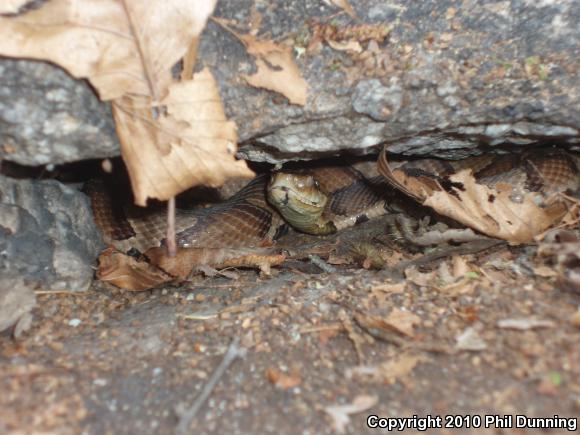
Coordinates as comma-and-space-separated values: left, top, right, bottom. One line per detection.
533, 265, 558, 278
214, 19, 308, 105
384, 308, 421, 337
0, 0, 216, 100
326, 39, 363, 53
405, 266, 437, 287
265, 368, 302, 390
97, 247, 174, 291
379, 152, 572, 243
438, 278, 476, 295
1, 1, 255, 205
424, 170, 567, 243
97, 245, 285, 291
370, 282, 406, 294
0, 0, 29, 14
244, 55, 308, 105
354, 313, 407, 346
346, 354, 427, 384
325, 0, 359, 20
114, 69, 253, 204
146, 246, 286, 279
451, 255, 471, 278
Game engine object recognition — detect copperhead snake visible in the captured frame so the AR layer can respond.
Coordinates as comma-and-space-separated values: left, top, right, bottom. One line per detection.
88, 146, 579, 286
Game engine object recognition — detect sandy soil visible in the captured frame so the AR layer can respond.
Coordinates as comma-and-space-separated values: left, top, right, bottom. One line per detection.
1, 219, 579, 434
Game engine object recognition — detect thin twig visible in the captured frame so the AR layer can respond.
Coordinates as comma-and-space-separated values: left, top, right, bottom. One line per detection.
166, 196, 177, 257
394, 239, 505, 273
35, 290, 86, 295
308, 255, 337, 273
174, 337, 246, 435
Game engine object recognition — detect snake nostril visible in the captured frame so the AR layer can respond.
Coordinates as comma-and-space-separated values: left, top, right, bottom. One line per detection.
281, 191, 289, 205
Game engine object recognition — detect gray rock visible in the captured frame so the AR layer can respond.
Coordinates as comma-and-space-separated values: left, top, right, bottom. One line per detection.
0, 0, 578, 165
0, 59, 119, 166
0, 276, 35, 335
0, 175, 104, 292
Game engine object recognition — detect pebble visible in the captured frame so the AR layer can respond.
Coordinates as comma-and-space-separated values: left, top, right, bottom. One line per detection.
68, 318, 82, 327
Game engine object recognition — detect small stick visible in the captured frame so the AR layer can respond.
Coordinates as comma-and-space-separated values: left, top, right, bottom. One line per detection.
174, 337, 246, 435
308, 254, 337, 273
166, 196, 177, 257
394, 239, 505, 272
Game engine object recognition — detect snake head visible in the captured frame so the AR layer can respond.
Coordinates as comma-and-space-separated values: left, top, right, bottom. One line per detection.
267, 172, 336, 235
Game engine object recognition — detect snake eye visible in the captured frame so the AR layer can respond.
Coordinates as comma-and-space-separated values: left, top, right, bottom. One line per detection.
295, 176, 315, 189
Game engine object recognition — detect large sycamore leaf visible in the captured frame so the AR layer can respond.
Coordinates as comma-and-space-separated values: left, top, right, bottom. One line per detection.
0, 0, 254, 204
114, 68, 253, 204
0, 0, 216, 100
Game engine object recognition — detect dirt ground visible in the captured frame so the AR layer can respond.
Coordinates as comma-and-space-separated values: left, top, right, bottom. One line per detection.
1, 218, 579, 434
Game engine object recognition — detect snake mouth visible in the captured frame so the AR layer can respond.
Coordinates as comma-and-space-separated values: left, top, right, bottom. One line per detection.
267, 173, 327, 209
269, 185, 321, 208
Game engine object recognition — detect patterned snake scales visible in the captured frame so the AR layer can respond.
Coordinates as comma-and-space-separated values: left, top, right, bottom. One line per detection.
90, 147, 579, 257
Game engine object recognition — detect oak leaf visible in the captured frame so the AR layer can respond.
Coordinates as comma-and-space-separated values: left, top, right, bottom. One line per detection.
114, 68, 253, 204
0, 0, 215, 100
0, 0, 253, 204
214, 18, 308, 105
423, 170, 567, 243
97, 247, 174, 291
378, 151, 571, 243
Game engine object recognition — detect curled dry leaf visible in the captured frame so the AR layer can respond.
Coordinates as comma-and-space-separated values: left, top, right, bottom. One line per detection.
326, 39, 363, 53
215, 18, 308, 105
423, 171, 567, 243
97, 247, 174, 291
404, 266, 437, 287
146, 246, 286, 279
384, 308, 421, 337
378, 152, 571, 243
0, 0, 254, 205
242, 42, 308, 105
354, 313, 407, 346
98, 246, 285, 290
346, 354, 428, 384
114, 68, 253, 205
265, 368, 302, 390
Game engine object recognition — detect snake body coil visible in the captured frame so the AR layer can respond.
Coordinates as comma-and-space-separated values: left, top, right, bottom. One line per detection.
89, 148, 579, 253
